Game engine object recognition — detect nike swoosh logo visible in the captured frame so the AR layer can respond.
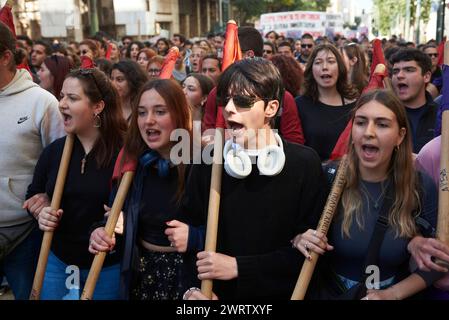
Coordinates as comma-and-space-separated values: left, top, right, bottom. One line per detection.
17, 116, 29, 124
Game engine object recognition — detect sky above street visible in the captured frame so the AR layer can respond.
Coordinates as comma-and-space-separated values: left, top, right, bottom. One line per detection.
359, 0, 373, 11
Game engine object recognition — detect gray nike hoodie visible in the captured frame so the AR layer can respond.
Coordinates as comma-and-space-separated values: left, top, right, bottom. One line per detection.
0, 69, 64, 227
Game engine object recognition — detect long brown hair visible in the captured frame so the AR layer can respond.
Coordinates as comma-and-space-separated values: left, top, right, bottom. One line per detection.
67, 68, 127, 168
44, 55, 71, 100
341, 89, 419, 238
124, 79, 192, 202
303, 43, 358, 103
340, 43, 369, 95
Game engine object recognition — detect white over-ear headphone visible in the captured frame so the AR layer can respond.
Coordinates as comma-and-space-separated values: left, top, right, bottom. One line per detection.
223, 133, 286, 179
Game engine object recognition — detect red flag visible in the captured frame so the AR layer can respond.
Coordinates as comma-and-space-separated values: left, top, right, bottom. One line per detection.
329, 64, 387, 160
437, 37, 446, 66
112, 148, 137, 181
80, 55, 95, 69
216, 20, 243, 128
105, 42, 113, 61
370, 39, 387, 77
159, 46, 180, 80
17, 59, 31, 72
221, 20, 242, 72
0, 1, 16, 37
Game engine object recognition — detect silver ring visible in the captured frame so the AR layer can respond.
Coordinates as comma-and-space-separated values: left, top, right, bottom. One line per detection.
182, 287, 201, 300
313, 230, 317, 236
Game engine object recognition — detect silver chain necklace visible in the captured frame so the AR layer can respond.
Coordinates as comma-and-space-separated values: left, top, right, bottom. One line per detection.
360, 179, 391, 210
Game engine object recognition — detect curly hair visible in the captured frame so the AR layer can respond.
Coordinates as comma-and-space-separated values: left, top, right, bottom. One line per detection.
111, 60, 149, 106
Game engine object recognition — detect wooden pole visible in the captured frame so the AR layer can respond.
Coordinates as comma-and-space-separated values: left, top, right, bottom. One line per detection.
81, 171, 135, 300
201, 126, 224, 298
30, 134, 75, 300
291, 156, 348, 300
436, 41, 449, 266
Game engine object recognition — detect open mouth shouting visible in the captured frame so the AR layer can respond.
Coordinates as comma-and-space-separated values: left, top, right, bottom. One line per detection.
396, 82, 409, 95
60, 111, 73, 127
145, 128, 162, 142
361, 143, 379, 161
226, 119, 245, 136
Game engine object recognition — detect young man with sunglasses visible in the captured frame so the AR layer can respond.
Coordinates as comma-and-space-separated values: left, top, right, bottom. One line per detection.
202, 26, 305, 145
423, 44, 442, 98
262, 41, 276, 60
297, 33, 315, 67
182, 58, 327, 300
0, 22, 64, 299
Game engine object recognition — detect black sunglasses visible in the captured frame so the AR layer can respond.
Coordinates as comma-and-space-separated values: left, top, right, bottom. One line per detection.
263, 50, 273, 54
427, 53, 438, 58
301, 44, 313, 48
148, 68, 161, 74
220, 95, 266, 108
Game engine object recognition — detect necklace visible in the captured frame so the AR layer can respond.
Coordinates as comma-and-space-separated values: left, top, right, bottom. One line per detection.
81, 154, 87, 174
360, 179, 390, 210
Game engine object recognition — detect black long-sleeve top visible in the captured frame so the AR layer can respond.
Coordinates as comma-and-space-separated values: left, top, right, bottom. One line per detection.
182, 140, 328, 299
295, 95, 355, 161
26, 136, 120, 269
119, 162, 197, 299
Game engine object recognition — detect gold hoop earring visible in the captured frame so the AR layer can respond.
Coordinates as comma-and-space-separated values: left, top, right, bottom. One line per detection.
93, 113, 101, 128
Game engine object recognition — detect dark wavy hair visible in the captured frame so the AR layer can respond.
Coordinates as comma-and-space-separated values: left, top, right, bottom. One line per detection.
303, 43, 358, 103
111, 60, 149, 107
270, 54, 303, 97
66, 68, 127, 168
390, 48, 432, 75
126, 41, 144, 59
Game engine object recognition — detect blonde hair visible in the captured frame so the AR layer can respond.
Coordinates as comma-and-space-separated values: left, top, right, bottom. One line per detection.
340, 90, 419, 238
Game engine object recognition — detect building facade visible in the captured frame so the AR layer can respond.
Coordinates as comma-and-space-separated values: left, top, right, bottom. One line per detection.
2, 0, 231, 41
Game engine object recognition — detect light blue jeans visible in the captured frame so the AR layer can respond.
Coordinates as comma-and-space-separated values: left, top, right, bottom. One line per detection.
40, 251, 120, 300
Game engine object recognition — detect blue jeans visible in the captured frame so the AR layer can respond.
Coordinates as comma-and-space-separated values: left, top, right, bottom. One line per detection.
0, 226, 41, 300
40, 251, 120, 300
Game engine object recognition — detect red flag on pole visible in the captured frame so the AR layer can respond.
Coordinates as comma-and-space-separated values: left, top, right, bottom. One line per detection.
221, 20, 242, 72
159, 46, 180, 80
105, 42, 113, 61
112, 148, 137, 181
370, 39, 388, 77
216, 20, 242, 128
0, 1, 16, 37
437, 37, 446, 66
